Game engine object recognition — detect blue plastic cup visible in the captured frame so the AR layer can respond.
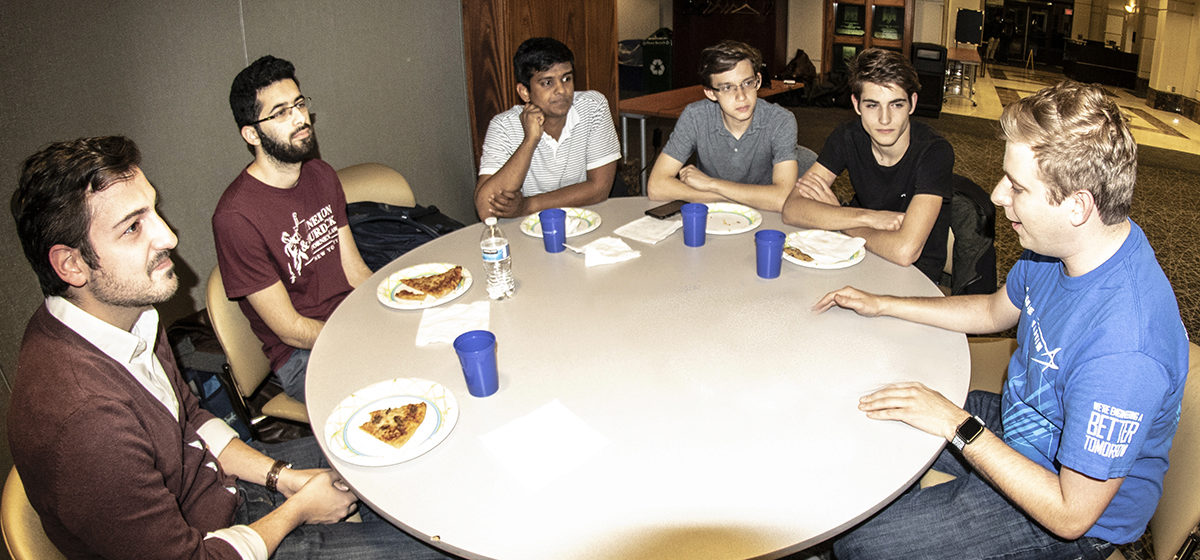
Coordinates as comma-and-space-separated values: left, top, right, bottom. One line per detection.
539, 208, 567, 253
453, 330, 499, 397
680, 203, 708, 247
755, 229, 786, 279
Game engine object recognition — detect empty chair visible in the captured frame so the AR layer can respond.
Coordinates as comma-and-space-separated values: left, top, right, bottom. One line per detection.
337, 162, 416, 207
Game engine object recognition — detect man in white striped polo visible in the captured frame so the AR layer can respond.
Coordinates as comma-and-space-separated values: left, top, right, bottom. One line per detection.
475, 37, 621, 219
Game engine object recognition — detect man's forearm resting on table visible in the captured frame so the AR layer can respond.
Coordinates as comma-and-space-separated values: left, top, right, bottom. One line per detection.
521, 161, 617, 214
843, 194, 943, 267
648, 156, 797, 210
648, 154, 724, 203
782, 191, 889, 232
886, 290, 1018, 334
816, 287, 1020, 335
475, 138, 537, 218
847, 225, 925, 266
687, 160, 798, 211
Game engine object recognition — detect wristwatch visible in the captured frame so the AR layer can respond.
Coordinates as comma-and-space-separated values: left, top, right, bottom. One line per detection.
265, 460, 292, 493
951, 415, 986, 451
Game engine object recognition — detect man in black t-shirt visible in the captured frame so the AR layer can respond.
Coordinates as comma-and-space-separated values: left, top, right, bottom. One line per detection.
781, 48, 953, 281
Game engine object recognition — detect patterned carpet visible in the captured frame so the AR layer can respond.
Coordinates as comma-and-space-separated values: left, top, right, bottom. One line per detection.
791, 105, 1200, 344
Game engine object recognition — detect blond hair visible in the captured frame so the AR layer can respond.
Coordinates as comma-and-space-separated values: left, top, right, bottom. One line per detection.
999, 80, 1137, 224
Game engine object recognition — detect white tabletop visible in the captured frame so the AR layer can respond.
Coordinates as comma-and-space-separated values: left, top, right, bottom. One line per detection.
308, 197, 969, 559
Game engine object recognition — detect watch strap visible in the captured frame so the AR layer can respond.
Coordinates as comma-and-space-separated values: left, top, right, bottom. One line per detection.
265, 459, 290, 493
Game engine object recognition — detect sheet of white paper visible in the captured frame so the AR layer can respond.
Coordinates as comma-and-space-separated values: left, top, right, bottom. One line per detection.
414, 301, 490, 346
614, 215, 683, 245
479, 399, 610, 490
583, 236, 641, 267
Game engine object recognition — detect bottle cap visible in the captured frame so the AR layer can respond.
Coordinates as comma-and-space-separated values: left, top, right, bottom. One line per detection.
485, 217, 498, 226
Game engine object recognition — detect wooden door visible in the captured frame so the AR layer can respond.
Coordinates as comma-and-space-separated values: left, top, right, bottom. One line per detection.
462, 0, 618, 167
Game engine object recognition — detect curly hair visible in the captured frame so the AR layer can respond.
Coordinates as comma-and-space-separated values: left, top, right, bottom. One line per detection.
999, 80, 1136, 225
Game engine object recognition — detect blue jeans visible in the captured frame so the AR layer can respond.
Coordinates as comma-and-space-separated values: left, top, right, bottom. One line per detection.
276, 348, 310, 403
237, 437, 450, 559
833, 391, 1114, 560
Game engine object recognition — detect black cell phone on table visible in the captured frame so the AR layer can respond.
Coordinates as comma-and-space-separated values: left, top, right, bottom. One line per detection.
645, 200, 687, 219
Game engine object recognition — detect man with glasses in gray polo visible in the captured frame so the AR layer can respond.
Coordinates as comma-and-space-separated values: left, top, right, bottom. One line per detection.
647, 40, 800, 212
213, 55, 373, 404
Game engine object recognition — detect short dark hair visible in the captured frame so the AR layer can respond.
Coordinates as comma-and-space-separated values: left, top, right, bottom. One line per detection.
698, 40, 762, 88
848, 48, 920, 98
230, 55, 300, 128
513, 38, 574, 88
11, 136, 141, 296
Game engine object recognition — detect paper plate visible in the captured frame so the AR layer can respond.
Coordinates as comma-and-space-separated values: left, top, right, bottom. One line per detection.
376, 263, 471, 310
705, 203, 762, 235
325, 378, 459, 466
520, 208, 602, 238
783, 230, 867, 269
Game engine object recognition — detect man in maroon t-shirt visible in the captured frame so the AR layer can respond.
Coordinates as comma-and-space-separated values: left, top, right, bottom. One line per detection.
213, 56, 372, 402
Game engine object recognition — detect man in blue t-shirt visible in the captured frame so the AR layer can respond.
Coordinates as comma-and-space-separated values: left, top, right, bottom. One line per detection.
813, 80, 1189, 559
782, 48, 953, 282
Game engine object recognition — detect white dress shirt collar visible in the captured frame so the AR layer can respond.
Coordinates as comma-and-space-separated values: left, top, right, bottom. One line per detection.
45, 295, 180, 419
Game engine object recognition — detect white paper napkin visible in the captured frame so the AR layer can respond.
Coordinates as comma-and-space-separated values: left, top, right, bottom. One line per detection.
790, 230, 867, 265
414, 301, 490, 346
614, 215, 683, 245
479, 399, 610, 490
581, 236, 641, 267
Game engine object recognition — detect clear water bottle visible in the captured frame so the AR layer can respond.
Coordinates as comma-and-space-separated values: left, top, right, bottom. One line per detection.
480, 217, 515, 299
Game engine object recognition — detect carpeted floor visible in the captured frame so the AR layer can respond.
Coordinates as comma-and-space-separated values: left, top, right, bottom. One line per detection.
790, 105, 1200, 344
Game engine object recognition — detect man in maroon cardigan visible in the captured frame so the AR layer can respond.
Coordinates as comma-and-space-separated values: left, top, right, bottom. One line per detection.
8, 136, 445, 559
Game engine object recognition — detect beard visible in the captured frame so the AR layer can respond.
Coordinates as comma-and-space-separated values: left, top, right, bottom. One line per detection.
89, 250, 178, 308
258, 124, 320, 164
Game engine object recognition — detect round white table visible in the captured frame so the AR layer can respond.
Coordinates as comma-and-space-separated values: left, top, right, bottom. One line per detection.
308, 197, 969, 559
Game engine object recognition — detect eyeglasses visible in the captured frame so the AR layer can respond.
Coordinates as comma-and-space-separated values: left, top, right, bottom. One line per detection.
252, 96, 311, 125
710, 76, 760, 96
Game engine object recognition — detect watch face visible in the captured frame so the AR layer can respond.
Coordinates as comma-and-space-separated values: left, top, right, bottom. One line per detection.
959, 416, 985, 444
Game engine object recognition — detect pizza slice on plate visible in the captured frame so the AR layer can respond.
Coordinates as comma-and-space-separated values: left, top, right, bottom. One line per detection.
784, 246, 814, 262
359, 402, 428, 449
395, 265, 463, 300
